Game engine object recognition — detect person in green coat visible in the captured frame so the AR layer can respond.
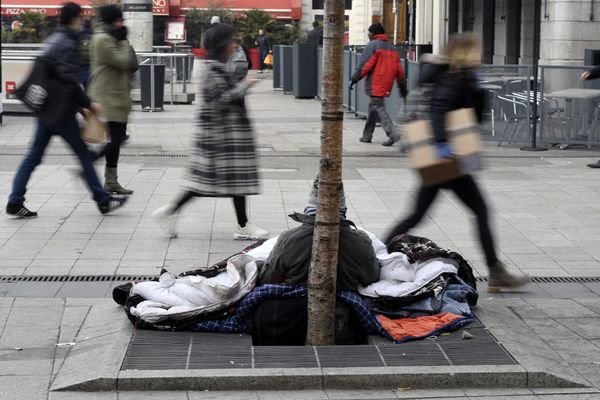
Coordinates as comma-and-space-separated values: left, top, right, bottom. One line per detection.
88, 5, 138, 195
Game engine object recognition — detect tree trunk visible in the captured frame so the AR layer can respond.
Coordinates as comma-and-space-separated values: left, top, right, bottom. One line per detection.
306, 0, 345, 346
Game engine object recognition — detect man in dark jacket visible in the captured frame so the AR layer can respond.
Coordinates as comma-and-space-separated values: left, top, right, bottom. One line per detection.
350, 23, 406, 146
6, 2, 127, 218
259, 178, 380, 292
581, 67, 600, 168
255, 29, 271, 74
307, 21, 323, 45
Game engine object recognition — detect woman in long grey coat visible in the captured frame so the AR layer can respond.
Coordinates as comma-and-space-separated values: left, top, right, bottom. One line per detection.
153, 24, 267, 240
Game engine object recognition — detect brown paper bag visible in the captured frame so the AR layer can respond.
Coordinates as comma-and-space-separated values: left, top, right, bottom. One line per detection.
81, 112, 107, 144
403, 108, 481, 185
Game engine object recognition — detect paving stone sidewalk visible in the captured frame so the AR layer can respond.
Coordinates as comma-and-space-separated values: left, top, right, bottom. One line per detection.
1, 77, 600, 399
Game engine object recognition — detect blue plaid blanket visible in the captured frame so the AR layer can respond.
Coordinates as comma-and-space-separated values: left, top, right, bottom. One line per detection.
191, 284, 390, 338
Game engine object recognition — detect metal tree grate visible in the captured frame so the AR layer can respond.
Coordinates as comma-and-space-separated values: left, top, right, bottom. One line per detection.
121, 320, 516, 371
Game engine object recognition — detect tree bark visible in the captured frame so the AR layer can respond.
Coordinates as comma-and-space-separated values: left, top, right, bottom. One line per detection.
306, 0, 345, 346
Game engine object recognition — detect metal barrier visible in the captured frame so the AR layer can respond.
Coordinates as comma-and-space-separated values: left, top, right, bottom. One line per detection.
538, 64, 600, 148
281, 46, 294, 94
271, 45, 600, 148
317, 46, 323, 99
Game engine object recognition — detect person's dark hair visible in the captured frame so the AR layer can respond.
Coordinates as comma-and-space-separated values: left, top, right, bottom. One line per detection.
203, 23, 236, 61
99, 5, 123, 25
368, 23, 385, 35
60, 2, 82, 26
312, 21, 319, 28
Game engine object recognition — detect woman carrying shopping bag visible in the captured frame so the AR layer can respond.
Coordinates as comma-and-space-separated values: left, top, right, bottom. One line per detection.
384, 33, 529, 292
153, 24, 268, 240
88, 5, 138, 195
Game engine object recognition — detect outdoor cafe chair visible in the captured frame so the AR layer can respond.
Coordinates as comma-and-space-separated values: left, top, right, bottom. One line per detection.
496, 95, 530, 146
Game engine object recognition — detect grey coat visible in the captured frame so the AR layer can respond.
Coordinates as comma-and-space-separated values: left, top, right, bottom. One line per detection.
184, 60, 259, 196
226, 46, 249, 82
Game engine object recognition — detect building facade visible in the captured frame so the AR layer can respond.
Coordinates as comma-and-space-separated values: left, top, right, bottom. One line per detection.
1, 0, 411, 46
415, 0, 600, 66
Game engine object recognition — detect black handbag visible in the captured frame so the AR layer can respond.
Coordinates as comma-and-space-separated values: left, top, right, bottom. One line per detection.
15, 56, 72, 126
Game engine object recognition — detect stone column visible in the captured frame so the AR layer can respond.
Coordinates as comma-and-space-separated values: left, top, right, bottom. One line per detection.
348, 0, 370, 45
123, 0, 153, 52
431, 0, 447, 54
415, 0, 433, 46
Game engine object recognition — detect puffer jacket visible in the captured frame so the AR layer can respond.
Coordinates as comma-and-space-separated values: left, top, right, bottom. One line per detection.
42, 25, 92, 111
430, 67, 485, 142
88, 24, 138, 123
351, 34, 404, 97
259, 213, 380, 291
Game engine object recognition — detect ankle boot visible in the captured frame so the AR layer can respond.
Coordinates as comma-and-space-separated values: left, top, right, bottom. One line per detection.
488, 261, 530, 292
104, 167, 133, 195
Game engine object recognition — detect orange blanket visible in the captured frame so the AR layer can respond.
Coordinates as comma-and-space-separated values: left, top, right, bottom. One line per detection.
377, 312, 470, 342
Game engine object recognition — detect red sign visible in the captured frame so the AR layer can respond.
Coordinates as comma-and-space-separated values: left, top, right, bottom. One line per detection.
1, 6, 94, 17
5, 81, 17, 100
153, 0, 169, 15
6, 82, 16, 94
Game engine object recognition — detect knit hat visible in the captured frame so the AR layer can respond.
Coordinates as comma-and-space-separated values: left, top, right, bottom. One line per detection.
304, 176, 347, 218
210, 16, 220, 24
368, 23, 385, 35
99, 5, 123, 25
203, 23, 236, 61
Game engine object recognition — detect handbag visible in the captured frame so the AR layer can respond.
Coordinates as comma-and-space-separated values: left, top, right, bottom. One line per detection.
15, 56, 72, 126
81, 112, 107, 143
263, 53, 273, 66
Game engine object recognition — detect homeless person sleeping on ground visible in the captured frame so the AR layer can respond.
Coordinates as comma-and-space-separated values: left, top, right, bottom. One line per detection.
113, 178, 479, 345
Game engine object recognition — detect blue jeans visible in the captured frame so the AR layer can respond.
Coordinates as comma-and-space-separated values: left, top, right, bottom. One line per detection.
8, 114, 109, 206
260, 49, 269, 71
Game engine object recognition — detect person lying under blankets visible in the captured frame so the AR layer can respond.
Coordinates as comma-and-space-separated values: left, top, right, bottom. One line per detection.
258, 177, 380, 292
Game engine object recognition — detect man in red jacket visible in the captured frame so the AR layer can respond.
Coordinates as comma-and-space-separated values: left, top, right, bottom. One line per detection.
350, 23, 406, 146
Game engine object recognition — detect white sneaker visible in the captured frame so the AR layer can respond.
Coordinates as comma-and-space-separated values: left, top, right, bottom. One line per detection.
234, 222, 268, 240
152, 204, 177, 238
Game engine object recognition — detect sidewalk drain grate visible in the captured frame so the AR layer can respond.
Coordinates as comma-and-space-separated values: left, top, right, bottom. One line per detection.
475, 276, 600, 283
0, 275, 155, 283
2, 275, 599, 284
121, 319, 516, 370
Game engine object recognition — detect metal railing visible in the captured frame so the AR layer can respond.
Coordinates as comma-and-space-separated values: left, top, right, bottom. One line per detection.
538, 64, 600, 149
136, 52, 195, 105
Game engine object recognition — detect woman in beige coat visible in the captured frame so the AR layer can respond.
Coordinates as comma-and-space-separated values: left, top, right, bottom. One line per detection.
88, 5, 138, 194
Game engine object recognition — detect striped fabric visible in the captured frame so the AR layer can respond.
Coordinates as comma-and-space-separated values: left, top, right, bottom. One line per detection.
184, 60, 259, 197
191, 283, 390, 339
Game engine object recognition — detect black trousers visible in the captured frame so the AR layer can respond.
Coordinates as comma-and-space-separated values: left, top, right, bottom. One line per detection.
172, 191, 248, 227
385, 175, 498, 268
96, 121, 127, 168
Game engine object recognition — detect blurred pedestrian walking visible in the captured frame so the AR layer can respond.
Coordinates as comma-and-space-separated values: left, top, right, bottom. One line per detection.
307, 21, 323, 46
153, 24, 268, 240
383, 33, 529, 292
6, 2, 127, 218
88, 4, 138, 195
78, 18, 93, 89
255, 29, 271, 74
